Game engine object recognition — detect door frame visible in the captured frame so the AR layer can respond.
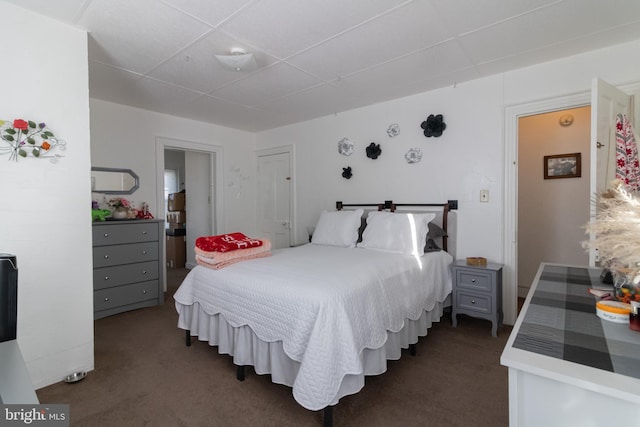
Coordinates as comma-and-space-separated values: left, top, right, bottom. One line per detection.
156, 137, 224, 288
504, 80, 640, 326
256, 145, 296, 246
504, 92, 590, 325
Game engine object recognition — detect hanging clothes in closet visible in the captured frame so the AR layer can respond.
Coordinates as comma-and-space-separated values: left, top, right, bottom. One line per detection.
615, 112, 640, 192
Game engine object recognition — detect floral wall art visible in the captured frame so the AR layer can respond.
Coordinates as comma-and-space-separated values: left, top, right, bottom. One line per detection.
0, 119, 66, 162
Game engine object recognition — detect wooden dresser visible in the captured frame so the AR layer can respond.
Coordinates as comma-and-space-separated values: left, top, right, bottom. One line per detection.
92, 219, 164, 319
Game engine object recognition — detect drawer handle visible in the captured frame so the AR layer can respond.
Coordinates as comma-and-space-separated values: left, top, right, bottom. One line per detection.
104, 276, 109, 281
142, 231, 147, 235
103, 233, 109, 238
143, 290, 147, 294
104, 255, 109, 259
471, 278, 476, 283
142, 250, 147, 255
471, 299, 476, 304
142, 270, 147, 274
104, 297, 110, 302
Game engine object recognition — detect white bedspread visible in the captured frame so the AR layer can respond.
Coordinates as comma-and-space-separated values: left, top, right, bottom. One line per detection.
174, 244, 453, 410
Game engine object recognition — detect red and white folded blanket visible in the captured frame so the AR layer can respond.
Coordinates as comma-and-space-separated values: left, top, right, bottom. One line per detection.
195, 239, 271, 261
196, 251, 272, 270
195, 232, 263, 253
195, 237, 272, 270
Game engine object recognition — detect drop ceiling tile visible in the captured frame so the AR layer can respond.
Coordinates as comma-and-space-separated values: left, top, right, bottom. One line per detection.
2, 0, 87, 23
181, 95, 289, 132
255, 83, 364, 121
80, 0, 212, 74
409, 67, 483, 93
475, 20, 640, 78
334, 40, 472, 98
459, 0, 640, 65
219, 0, 409, 59
428, 0, 559, 36
211, 63, 323, 106
336, 64, 480, 109
89, 61, 202, 115
287, 1, 451, 81
148, 31, 278, 93
160, 0, 253, 27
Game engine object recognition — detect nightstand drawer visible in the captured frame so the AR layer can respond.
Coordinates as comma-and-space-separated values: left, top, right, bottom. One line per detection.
456, 270, 492, 292
456, 291, 491, 314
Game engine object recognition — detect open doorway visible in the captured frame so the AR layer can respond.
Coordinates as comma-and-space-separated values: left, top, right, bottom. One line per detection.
156, 137, 223, 291
517, 107, 591, 298
504, 91, 591, 325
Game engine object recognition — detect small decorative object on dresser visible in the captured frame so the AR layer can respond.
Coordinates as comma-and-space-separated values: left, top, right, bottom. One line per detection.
92, 219, 164, 319
451, 259, 503, 337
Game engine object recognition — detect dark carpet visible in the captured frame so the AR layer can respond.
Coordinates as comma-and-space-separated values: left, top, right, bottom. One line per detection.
37, 268, 511, 426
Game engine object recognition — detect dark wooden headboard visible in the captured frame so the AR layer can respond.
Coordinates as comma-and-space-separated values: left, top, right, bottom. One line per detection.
335, 200, 458, 253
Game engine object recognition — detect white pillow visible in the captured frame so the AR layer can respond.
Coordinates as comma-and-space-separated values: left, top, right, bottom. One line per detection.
311, 209, 364, 248
358, 211, 436, 255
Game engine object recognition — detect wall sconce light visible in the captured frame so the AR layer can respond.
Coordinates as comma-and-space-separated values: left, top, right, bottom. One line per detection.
215, 47, 257, 72
558, 113, 574, 127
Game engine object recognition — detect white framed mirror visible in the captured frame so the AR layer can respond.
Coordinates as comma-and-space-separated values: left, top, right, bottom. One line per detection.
91, 167, 139, 194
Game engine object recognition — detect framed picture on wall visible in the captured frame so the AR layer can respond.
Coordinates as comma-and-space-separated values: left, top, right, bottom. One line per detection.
544, 153, 581, 179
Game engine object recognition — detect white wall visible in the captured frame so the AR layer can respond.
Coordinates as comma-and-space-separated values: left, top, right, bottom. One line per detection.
0, 2, 93, 388
258, 76, 505, 257
90, 99, 257, 235
257, 38, 640, 325
518, 107, 591, 296
257, 77, 504, 256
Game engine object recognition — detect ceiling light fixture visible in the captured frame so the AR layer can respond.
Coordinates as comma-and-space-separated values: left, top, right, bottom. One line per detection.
215, 47, 257, 72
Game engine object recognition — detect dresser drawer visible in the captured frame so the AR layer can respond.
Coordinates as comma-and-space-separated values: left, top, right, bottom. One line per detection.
93, 222, 159, 246
93, 242, 159, 268
456, 291, 491, 314
93, 261, 159, 290
94, 280, 159, 312
455, 269, 493, 292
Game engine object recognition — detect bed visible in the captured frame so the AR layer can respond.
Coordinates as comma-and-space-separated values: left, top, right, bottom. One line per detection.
173, 201, 457, 426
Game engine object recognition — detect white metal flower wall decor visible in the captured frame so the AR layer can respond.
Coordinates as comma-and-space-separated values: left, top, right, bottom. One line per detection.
386, 123, 400, 137
338, 137, 354, 156
404, 148, 423, 164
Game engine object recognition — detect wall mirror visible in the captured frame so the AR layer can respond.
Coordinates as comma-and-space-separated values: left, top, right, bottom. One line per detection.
91, 167, 139, 194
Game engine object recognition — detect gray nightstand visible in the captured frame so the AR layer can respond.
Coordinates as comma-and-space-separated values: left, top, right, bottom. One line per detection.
451, 260, 503, 337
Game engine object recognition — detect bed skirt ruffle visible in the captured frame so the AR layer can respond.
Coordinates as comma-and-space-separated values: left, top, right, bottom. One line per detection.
176, 300, 447, 409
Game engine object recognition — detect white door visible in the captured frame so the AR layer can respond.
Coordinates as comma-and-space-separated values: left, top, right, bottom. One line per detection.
589, 78, 632, 264
185, 151, 213, 268
257, 150, 291, 249
591, 78, 632, 194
